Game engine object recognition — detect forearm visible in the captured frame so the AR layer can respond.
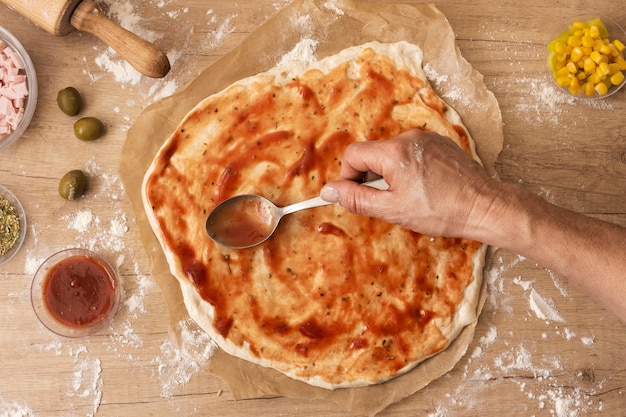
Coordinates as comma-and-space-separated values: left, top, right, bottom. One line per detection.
476, 182, 626, 323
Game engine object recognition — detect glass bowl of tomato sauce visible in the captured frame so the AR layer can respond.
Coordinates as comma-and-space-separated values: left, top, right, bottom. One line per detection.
31, 248, 121, 338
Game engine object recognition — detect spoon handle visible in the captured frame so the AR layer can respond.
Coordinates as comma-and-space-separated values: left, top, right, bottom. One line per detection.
280, 196, 332, 216
362, 177, 389, 191
279, 178, 389, 216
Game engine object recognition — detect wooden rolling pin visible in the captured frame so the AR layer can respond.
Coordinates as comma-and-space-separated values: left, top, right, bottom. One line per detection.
1, 0, 170, 78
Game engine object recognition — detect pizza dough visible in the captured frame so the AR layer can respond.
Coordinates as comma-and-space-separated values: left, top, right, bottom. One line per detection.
142, 41, 487, 389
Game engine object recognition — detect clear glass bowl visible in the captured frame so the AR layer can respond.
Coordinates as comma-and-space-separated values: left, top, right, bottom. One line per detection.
0, 184, 26, 266
31, 248, 122, 338
0, 25, 38, 151
547, 14, 626, 99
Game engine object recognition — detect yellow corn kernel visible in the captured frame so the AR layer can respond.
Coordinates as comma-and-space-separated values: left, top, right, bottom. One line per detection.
593, 39, 603, 50
590, 50, 602, 63
583, 58, 597, 74
599, 44, 612, 55
576, 71, 587, 81
583, 82, 596, 97
614, 39, 626, 52
589, 25, 600, 38
617, 56, 626, 71
556, 75, 572, 87
556, 66, 571, 77
610, 70, 625, 86
608, 63, 621, 74
568, 77, 581, 94
570, 46, 583, 62
581, 35, 595, 48
568, 35, 582, 47
595, 82, 609, 96
566, 61, 578, 73
554, 42, 567, 54
587, 72, 601, 84
597, 62, 610, 76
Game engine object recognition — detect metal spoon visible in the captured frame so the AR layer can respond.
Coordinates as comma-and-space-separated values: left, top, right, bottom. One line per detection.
205, 178, 389, 249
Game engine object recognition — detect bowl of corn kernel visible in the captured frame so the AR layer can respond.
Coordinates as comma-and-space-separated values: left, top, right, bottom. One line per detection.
547, 15, 626, 98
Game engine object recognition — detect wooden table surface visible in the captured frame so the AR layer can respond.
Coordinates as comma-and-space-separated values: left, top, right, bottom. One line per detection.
1, 0, 625, 416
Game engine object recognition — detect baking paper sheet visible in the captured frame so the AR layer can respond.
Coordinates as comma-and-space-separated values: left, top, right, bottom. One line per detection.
120, 1, 503, 415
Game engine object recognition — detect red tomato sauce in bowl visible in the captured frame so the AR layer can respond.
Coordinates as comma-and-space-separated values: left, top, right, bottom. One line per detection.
31, 249, 121, 337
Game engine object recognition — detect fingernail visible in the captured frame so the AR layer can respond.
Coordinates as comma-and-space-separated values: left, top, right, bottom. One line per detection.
320, 186, 339, 203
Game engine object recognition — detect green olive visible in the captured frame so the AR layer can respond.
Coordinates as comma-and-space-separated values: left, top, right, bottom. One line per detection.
56, 87, 82, 116
74, 117, 105, 141
59, 170, 87, 200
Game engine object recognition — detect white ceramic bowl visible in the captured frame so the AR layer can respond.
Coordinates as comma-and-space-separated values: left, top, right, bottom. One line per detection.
0, 25, 38, 151
31, 248, 122, 338
0, 184, 26, 266
547, 14, 626, 99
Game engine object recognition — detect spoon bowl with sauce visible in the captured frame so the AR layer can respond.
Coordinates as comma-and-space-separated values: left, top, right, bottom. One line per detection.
206, 178, 388, 249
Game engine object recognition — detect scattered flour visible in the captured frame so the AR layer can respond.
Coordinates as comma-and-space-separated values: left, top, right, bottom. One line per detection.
529, 288, 565, 323
102, 1, 163, 43
82, 0, 190, 103
322, 0, 345, 16
93, 49, 142, 86
479, 325, 498, 346
507, 76, 614, 127
123, 265, 155, 315
275, 0, 345, 67
451, 255, 607, 416
427, 406, 449, 417
68, 346, 103, 416
485, 253, 526, 314
153, 319, 217, 397
423, 63, 474, 108
0, 397, 32, 417
580, 336, 595, 346
208, 13, 238, 48
278, 38, 319, 66
513, 276, 565, 322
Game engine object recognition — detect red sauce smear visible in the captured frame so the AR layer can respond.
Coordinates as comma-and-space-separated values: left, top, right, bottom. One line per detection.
43, 256, 117, 328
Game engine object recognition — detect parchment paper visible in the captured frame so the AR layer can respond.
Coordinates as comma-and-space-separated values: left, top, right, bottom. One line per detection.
120, 1, 503, 415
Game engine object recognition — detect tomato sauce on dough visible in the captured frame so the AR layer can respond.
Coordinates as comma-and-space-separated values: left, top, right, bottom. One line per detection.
43, 255, 117, 328
144, 44, 484, 386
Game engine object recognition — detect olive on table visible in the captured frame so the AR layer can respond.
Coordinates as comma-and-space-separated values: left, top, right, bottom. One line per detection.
59, 170, 87, 200
56, 87, 82, 116
74, 117, 104, 141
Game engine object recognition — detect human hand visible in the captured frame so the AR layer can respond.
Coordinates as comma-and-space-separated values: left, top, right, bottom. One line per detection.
320, 129, 500, 238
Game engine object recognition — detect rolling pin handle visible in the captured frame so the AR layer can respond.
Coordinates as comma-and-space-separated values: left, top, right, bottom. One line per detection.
70, 0, 171, 78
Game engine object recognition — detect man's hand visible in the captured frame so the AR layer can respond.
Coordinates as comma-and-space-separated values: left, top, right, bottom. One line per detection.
320, 129, 501, 238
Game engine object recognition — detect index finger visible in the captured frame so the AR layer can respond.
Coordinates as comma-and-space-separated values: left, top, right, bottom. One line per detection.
339, 131, 421, 182
338, 140, 397, 182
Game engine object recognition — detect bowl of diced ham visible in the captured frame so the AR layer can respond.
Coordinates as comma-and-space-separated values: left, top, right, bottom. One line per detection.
0, 25, 37, 151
